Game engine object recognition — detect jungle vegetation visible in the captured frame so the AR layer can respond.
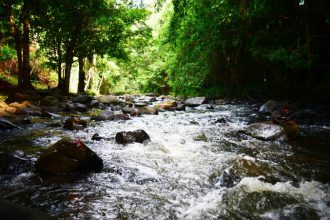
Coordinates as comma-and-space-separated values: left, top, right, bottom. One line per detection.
1, 0, 330, 100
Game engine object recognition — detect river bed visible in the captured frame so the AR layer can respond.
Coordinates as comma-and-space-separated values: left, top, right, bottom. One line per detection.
0, 102, 330, 219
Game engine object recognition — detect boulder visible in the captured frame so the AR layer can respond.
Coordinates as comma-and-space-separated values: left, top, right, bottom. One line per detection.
115, 129, 150, 144
8, 101, 30, 115
63, 117, 87, 130
97, 95, 124, 105
175, 103, 186, 111
0, 199, 52, 220
137, 106, 158, 115
89, 99, 100, 107
35, 138, 103, 175
91, 110, 114, 121
122, 106, 141, 116
156, 100, 177, 110
242, 122, 286, 141
74, 103, 88, 112
185, 97, 207, 107
259, 100, 277, 114
0, 118, 19, 130
123, 94, 135, 102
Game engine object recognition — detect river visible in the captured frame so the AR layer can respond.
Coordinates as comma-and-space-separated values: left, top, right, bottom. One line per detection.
0, 102, 329, 219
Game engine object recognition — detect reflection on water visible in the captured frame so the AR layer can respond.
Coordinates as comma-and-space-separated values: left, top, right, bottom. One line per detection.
0, 103, 329, 219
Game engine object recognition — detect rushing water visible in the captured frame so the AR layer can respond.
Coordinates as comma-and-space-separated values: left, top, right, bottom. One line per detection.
0, 102, 330, 219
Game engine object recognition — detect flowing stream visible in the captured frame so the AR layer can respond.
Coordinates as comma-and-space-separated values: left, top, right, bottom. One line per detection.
0, 102, 330, 219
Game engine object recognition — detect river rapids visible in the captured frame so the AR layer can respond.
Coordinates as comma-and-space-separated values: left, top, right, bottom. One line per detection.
0, 102, 329, 219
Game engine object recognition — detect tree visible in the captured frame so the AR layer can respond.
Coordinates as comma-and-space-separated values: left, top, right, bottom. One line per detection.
1, 0, 34, 90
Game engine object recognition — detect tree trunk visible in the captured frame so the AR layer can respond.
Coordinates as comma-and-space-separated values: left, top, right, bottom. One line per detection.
7, 4, 23, 88
63, 48, 74, 94
22, 0, 33, 90
78, 55, 85, 93
56, 41, 63, 89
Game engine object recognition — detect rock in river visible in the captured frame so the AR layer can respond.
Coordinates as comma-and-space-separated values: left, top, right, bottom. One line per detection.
185, 97, 206, 107
97, 95, 124, 105
242, 122, 286, 141
259, 100, 277, 114
115, 129, 150, 144
63, 117, 87, 130
35, 138, 103, 175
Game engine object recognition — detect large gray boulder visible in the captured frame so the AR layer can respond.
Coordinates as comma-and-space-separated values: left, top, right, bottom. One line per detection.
242, 122, 286, 141
97, 95, 124, 105
185, 97, 206, 107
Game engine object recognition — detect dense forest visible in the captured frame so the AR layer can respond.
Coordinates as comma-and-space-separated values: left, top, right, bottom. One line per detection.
1, 1, 330, 219
0, 0, 329, 100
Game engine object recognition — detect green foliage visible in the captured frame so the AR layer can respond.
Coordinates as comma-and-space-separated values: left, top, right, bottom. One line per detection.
0, 44, 16, 61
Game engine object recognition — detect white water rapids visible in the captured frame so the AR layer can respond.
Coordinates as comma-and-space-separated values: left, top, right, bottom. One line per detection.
1, 103, 330, 219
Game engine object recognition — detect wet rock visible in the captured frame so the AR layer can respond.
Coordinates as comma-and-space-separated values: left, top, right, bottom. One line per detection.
92, 133, 104, 141
8, 101, 30, 115
115, 129, 150, 144
63, 117, 87, 130
242, 122, 286, 141
109, 113, 130, 121
213, 117, 227, 124
259, 100, 277, 114
0, 199, 53, 220
35, 138, 103, 175
156, 100, 177, 110
73, 103, 88, 112
97, 95, 124, 105
122, 106, 141, 116
0, 153, 33, 175
89, 99, 100, 107
175, 103, 186, 111
91, 110, 114, 121
185, 97, 207, 107
0, 118, 19, 130
211, 171, 241, 188
137, 106, 158, 115
123, 94, 135, 102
